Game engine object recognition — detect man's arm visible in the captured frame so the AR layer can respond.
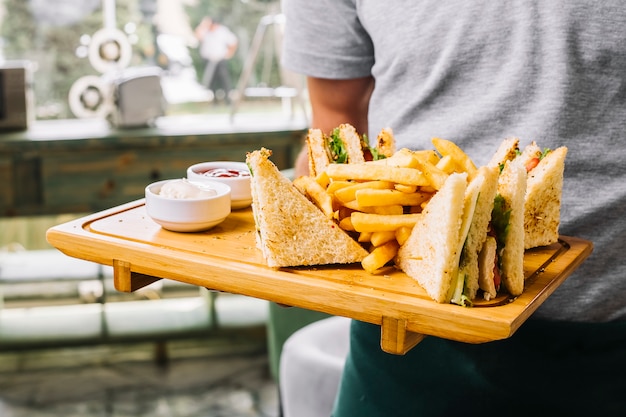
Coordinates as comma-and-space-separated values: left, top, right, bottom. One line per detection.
295, 76, 375, 176
194, 17, 209, 40
225, 41, 238, 60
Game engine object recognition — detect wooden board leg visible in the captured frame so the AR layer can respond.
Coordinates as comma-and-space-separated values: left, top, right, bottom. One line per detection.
380, 316, 427, 355
113, 259, 162, 292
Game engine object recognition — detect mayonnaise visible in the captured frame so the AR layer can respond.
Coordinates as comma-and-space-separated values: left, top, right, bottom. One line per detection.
159, 179, 217, 199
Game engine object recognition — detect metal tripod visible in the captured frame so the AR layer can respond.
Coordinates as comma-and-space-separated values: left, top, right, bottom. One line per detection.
229, 13, 308, 121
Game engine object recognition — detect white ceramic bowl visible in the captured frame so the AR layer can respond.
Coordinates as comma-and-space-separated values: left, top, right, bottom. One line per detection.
187, 161, 252, 210
145, 179, 231, 232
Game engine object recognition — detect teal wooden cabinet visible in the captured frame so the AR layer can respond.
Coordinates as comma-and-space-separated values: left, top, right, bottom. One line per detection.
0, 116, 306, 216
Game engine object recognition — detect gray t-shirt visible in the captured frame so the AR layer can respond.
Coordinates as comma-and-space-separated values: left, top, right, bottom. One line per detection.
282, 0, 626, 322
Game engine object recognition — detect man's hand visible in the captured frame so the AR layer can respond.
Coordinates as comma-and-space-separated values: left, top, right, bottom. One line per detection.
294, 75, 375, 177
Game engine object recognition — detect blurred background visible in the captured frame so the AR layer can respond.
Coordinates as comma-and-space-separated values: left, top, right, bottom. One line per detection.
0, 0, 293, 118
0, 1, 319, 415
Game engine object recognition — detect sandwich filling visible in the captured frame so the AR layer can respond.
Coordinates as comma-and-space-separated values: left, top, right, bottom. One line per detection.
489, 194, 510, 291
448, 185, 480, 306
327, 128, 349, 163
360, 134, 386, 161
327, 127, 387, 163
523, 147, 551, 172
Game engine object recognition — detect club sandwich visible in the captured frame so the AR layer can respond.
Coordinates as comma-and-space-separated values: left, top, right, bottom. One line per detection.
489, 138, 568, 249
395, 164, 500, 305
489, 157, 527, 297
246, 148, 368, 268
247, 132, 565, 306
306, 123, 395, 177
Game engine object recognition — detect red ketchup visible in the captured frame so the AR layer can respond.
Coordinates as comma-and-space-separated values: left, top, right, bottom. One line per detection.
197, 167, 251, 178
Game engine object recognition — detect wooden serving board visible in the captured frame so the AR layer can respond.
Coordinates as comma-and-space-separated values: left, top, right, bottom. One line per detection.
46, 199, 593, 355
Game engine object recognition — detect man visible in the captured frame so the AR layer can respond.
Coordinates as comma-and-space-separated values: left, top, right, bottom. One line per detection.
195, 16, 238, 103
281, 1, 626, 416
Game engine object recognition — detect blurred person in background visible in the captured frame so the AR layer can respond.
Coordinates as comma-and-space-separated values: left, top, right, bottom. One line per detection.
195, 15, 238, 104
281, 1, 626, 416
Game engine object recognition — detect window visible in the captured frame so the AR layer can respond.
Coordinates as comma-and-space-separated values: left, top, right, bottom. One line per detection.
0, 0, 288, 121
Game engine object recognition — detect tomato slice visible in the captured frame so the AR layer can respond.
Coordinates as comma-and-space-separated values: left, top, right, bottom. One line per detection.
493, 262, 501, 291
525, 157, 540, 172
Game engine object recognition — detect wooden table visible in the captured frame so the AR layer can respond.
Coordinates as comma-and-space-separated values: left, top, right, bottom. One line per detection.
46, 200, 593, 355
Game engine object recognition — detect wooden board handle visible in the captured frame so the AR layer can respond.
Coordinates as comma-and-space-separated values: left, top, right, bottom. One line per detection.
113, 259, 162, 292
380, 316, 427, 355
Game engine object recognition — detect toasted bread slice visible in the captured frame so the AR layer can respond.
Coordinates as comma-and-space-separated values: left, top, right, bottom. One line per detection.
496, 159, 527, 296
246, 148, 368, 267
396, 173, 468, 303
458, 165, 500, 300
523, 145, 567, 249
374, 127, 397, 158
337, 123, 366, 164
306, 128, 330, 178
488, 137, 520, 169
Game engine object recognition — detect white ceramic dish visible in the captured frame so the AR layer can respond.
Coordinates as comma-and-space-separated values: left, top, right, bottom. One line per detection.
187, 161, 252, 210
145, 179, 231, 232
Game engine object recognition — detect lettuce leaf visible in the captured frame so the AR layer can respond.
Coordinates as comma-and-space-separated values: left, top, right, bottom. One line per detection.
361, 134, 387, 161
491, 194, 510, 245
328, 128, 348, 163
491, 194, 511, 271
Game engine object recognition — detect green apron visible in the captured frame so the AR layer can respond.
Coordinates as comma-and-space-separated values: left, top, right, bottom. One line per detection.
332, 318, 626, 417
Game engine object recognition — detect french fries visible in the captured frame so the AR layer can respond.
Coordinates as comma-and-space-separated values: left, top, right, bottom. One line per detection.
432, 137, 478, 180
293, 176, 334, 218
297, 134, 478, 273
334, 180, 395, 204
362, 240, 400, 274
351, 212, 423, 232
355, 189, 432, 207
325, 163, 431, 186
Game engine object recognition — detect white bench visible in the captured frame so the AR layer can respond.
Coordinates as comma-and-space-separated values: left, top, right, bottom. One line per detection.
0, 249, 268, 350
